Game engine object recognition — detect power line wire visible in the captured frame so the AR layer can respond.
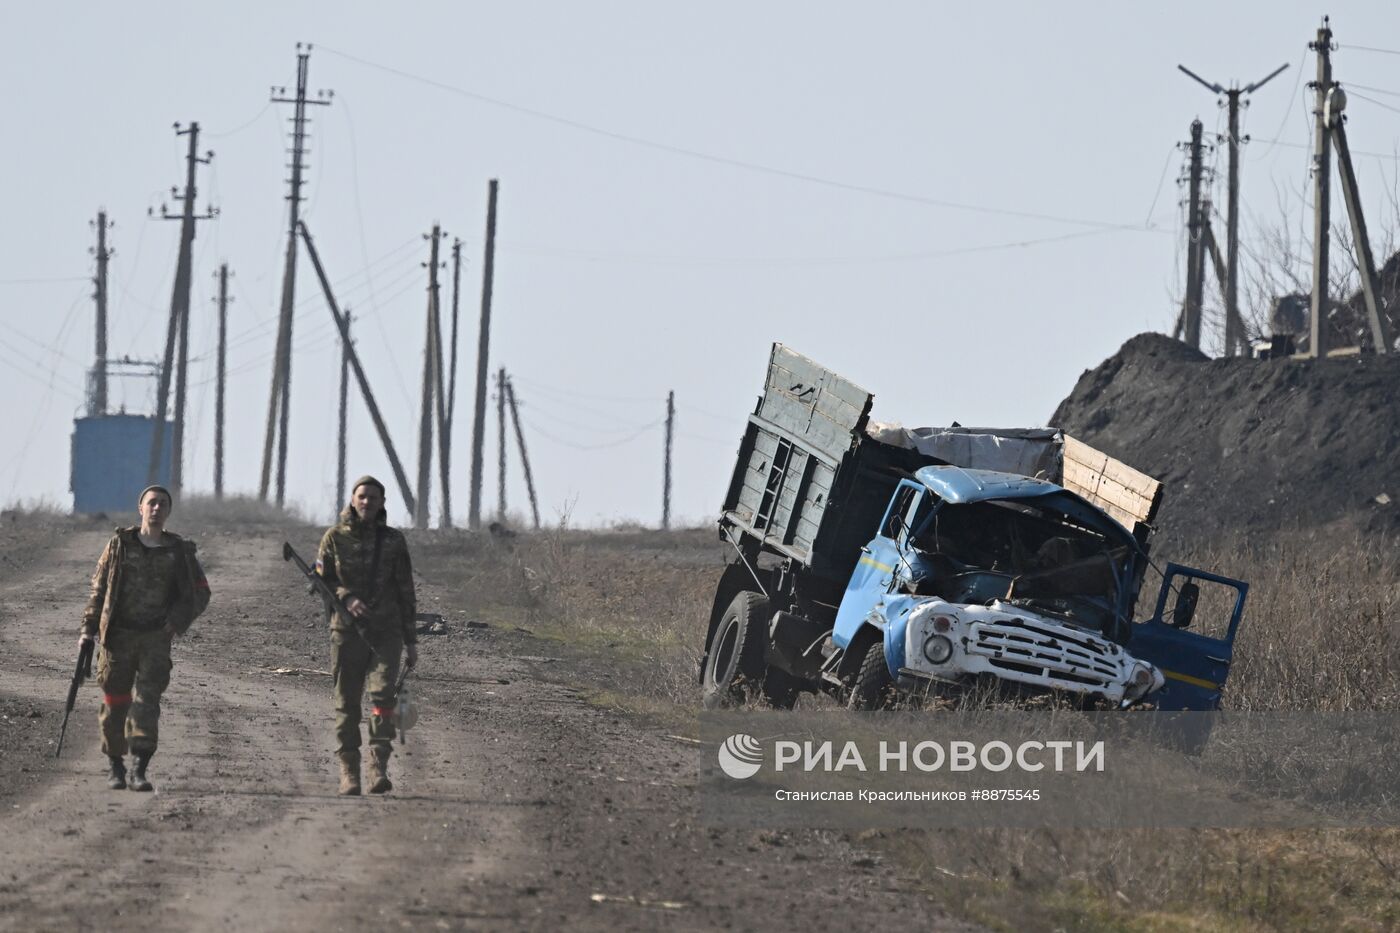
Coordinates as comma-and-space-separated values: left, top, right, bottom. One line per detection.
317, 43, 1160, 234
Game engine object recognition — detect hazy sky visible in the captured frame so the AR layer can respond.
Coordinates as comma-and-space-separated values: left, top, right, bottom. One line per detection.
4, 2, 1399, 526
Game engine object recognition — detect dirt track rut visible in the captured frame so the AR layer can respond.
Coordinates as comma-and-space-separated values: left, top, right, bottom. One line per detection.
0, 522, 979, 931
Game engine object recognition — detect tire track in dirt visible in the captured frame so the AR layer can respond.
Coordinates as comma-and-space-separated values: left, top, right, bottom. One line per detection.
1, 521, 983, 931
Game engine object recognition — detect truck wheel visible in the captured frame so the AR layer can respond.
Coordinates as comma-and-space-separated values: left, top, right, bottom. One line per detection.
847, 640, 895, 711
702, 592, 769, 709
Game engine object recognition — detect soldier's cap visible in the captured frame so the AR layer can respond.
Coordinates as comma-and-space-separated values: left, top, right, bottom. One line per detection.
138, 484, 173, 507
351, 475, 386, 498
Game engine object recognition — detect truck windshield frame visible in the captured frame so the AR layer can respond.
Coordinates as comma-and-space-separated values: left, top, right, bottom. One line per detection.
906, 493, 1135, 637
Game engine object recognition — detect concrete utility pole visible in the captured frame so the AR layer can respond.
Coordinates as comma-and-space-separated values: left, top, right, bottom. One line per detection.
260, 42, 332, 506
214, 264, 231, 499
430, 230, 451, 527
1202, 216, 1250, 345
663, 391, 674, 530
447, 238, 463, 426
1333, 115, 1394, 352
1178, 61, 1289, 356
496, 367, 507, 520
1181, 119, 1207, 350
469, 179, 499, 531
1308, 20, 1335, 358
415, 226, 443, 530
300, 223, 416, 514
148, 122, 215, 492
337, 309, 351, 515
504, 377, 540, 530
89, 211, 113, 417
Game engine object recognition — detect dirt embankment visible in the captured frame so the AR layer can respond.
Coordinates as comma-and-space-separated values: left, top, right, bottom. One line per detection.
1050, 333, 1400, 548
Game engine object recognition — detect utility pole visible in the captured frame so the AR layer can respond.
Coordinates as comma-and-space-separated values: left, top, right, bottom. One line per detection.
1178, 61, 1289, 356
415, 226, 442, 530
504, 377, 540, 530
260, 42, 332, 506
447, 238, 463, 426
1181, 119, 1206, 350
214, 264, 231, 499
148, 122, 215, 492
337, 309, 351, 515
469, 180, 499, 531
430, 230, 451, 527
89, 211, 113, 416
1333, 111, 1394, 352
663, 391, 674, 530
497, 367, 507, 520
1308, 20, 1335, 358
300, 223, 416, 514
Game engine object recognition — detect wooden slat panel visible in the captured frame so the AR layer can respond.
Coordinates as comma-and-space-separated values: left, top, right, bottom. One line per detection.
1061, 437, 1162, 527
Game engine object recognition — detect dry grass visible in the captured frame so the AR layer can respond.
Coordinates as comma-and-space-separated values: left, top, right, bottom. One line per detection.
416, 521, 1400, 930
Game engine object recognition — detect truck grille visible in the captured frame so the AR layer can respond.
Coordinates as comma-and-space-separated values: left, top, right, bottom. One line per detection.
967, 617, 1121, 688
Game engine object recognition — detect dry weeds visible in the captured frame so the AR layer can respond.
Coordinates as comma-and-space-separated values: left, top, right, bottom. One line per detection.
417, 520, 1400, 931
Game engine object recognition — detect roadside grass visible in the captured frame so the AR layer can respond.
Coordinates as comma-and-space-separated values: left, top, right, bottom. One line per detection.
418, 522, 1400, 931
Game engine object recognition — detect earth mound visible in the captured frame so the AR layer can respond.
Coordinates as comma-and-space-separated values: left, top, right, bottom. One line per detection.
1050, 332, 1400, 546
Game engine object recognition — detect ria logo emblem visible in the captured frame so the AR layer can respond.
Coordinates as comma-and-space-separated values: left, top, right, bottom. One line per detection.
717, 733, 763, 779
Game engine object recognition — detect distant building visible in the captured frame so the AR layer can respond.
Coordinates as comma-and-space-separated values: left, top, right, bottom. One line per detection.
71, 413, 172, 513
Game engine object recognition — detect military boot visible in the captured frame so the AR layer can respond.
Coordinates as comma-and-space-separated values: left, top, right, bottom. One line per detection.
337, 751, 361, 796
367, 744, 393, 794
128, 750, 154, 792
106, 756, 127, 790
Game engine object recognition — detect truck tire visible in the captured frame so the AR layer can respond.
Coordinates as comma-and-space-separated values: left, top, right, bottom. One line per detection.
702, 592, 769, 709
847, 639, 895, 711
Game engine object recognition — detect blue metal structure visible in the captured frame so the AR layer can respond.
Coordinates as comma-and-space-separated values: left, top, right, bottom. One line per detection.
71, 414, 172, 513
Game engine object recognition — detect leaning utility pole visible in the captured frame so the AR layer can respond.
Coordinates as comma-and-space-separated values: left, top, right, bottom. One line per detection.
415, 226, 443, 530
148, 122, 215, 492
260, 42, 332, 505
214, 264, 231, 499
663, 391, 674, 530
1308, 21, 1335, 358
468, 179, 500, 531
1329, 94, 1393, 353
496, 367, 507, 519
337, 309, 351, 513
1178, 61, 1289, 356
504, 377, 540, 530
300, 223, 416, 514
1181, 119, 1206, 350
89, 211, 113, 416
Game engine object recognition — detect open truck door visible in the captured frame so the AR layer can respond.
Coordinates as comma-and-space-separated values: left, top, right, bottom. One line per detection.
1128, 563, 1248, 710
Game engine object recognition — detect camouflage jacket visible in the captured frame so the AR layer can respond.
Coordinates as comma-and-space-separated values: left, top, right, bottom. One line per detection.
81, 528, 211, 644
316, 506, 417, 645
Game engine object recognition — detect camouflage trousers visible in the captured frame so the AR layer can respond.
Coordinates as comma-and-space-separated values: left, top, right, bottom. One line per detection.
96, 628, 173, 757
331, 629, 402, 755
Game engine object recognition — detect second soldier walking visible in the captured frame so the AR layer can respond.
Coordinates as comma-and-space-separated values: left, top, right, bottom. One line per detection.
317, 475, 419, 795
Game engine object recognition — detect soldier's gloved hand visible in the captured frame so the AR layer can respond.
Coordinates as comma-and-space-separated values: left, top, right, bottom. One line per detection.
78, 633, 94, 649
405, 644, 419, 669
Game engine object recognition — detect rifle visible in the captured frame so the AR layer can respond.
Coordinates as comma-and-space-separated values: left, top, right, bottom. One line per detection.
55, 639, 95, 758
282, 542, 387, 662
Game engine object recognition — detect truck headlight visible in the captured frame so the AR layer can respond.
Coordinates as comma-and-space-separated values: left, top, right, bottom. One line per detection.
923, 634, 954, 664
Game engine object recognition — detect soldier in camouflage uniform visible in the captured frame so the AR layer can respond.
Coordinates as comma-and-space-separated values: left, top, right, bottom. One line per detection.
79, 485, 210, 791
317, 475, 418, 795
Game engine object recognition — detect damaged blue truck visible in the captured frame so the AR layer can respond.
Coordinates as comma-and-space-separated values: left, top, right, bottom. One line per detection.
700, 344, 1248, 712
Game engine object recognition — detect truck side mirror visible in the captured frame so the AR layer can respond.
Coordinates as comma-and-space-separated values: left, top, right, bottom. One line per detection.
1170, 581, 1199, 629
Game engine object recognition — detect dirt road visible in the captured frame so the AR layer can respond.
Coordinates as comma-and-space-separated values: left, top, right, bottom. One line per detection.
0, 518, 978, 932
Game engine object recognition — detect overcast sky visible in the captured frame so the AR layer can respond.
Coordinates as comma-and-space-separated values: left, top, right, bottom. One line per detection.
4, 2, 1399, 526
